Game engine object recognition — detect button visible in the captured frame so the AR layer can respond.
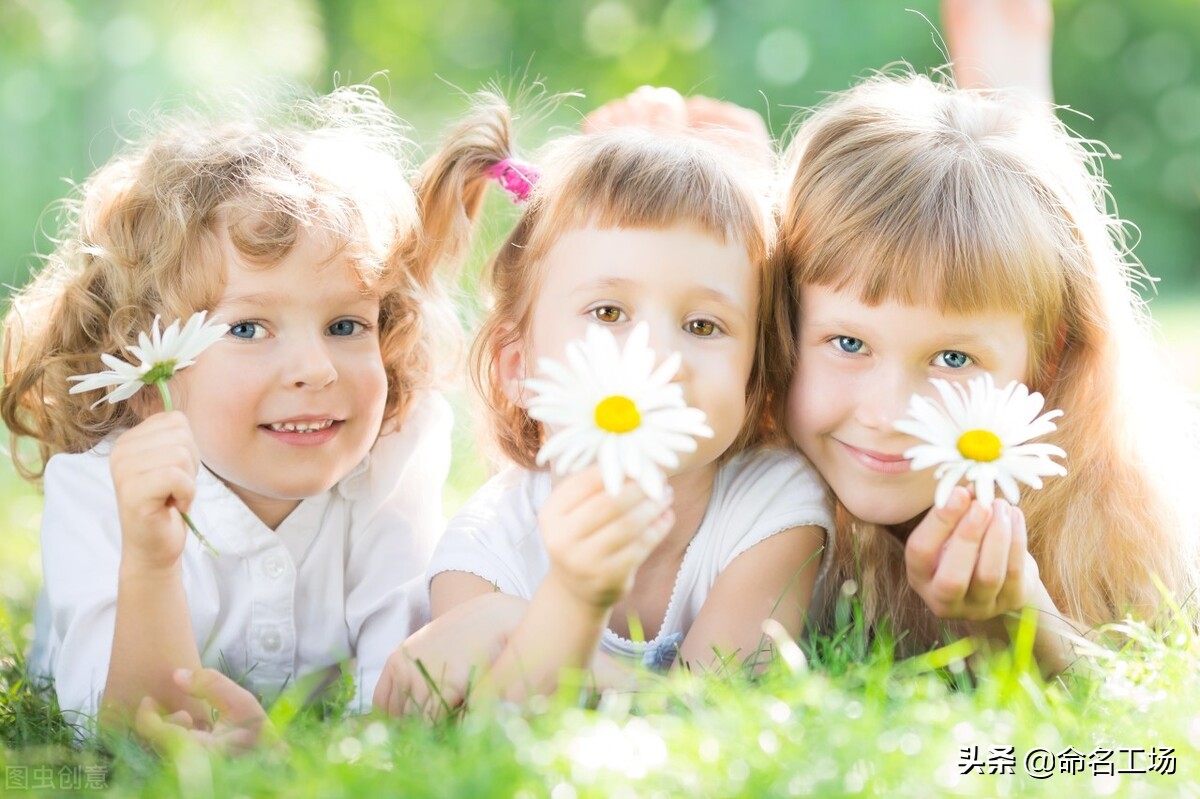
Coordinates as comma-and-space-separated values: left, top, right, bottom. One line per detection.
260, 628, 282, 652
262, 555, 285, 579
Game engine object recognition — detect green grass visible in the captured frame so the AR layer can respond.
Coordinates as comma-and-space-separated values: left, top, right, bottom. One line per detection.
2, 301, 1199, 797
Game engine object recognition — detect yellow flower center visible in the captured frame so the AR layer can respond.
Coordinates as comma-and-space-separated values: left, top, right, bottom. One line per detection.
594, 395, 641, 434
956, 429, 1003, 462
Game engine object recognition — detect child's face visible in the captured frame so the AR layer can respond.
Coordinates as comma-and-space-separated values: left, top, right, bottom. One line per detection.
786, 284, 1030, 527
172, 229, 387, 527
519, 225, 758, 478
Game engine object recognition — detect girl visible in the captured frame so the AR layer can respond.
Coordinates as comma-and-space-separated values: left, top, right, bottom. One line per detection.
0, 85, 503, 732
779, 72, 1200, 672
376, 112, 834, 715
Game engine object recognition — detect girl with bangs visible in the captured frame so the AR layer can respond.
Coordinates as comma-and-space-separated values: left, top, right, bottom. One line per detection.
780, 72, 1200, 672
1, 86, 504, 742
375, 101, 834, 716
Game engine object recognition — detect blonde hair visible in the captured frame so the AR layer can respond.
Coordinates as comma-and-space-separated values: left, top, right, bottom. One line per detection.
781, 73, 1200, 644
2, 85, 502, 480
472, 127, 782, 469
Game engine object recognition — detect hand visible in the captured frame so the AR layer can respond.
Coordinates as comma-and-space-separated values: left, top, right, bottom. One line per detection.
582, 85, 688, 135
374, 593, 526, 720
904, 487, 1038, 622
134, 668, 281, 756
538, 465, 674, 610
110, 411, 201, 572
584, 86, 773, 168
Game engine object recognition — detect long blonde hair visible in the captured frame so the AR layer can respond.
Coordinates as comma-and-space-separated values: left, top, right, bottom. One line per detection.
472, 128, 782, 469
781, 73, 1200, 644
2, 85, 504, 480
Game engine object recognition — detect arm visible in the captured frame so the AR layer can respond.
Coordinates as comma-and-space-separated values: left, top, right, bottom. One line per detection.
904, 486, 1079, 676
678, 525, 825, 674
102, 412, 207, 727
942, 0, 1054, 103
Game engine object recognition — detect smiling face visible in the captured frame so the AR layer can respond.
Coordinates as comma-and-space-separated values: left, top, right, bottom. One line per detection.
171, 228, 387, 528
514, 224, 758, 478
786, 284, 1030, 527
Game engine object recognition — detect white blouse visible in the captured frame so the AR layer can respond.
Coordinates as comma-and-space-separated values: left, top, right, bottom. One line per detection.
428, 447, 835, 667
35, 392, 451, 721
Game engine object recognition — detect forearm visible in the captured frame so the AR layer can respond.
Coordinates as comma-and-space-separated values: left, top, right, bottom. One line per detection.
102, 562, 204, 725
482, 571, 610, 702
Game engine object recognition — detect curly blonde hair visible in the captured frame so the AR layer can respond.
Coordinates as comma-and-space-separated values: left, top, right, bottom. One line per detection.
2, 85, 503, 481
470, 127, 783, 470
781, 73, 1200, 644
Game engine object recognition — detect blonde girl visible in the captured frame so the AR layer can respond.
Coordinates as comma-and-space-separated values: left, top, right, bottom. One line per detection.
375, 100, 833, 715
780, 72, 1200, 672
1, 85, 498, 736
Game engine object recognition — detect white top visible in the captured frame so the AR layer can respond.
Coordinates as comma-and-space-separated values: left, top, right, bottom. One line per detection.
34, 392, 451, 721
428, 447, 835, 667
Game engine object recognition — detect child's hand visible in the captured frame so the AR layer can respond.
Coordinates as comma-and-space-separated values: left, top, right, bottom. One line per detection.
583, 85, 689, 135
134, 668, 281, 756
584, 87, 773, 167
110, 411, 201, 572
904, 487, 1037, 621
374, 592, 526, 720
538, 465, 675, 610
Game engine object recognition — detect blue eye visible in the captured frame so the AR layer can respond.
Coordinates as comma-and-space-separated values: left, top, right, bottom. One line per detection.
328, 319, 364, 336
228, 321, 264, 340
833, 336, 864, 354
934, 350, 973, 369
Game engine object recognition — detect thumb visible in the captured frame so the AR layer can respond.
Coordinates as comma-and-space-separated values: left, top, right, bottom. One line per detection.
174, 668, 262, 720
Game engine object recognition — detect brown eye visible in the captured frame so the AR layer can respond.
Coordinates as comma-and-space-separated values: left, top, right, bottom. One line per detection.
688, 319, 717, 337
593, 306, 623, 323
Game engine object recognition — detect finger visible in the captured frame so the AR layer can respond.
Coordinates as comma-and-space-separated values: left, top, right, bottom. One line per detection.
546, 465, 608, 509
905, 486, 971, 582
585, 495, 675, 558
925, 500, 993, 609
177, 668, 262, 721
563, 479, 660, 536
968, 500, 1013, 608
996, 505, 1030, 610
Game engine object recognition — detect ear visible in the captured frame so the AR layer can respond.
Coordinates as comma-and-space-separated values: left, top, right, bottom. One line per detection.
495, 327, 530, 408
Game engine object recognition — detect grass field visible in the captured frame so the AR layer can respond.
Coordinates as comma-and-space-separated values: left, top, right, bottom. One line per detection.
1, 301, 1198, 797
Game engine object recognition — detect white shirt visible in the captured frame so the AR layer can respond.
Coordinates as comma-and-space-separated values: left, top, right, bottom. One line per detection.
428, 447, 835, 667
35, 392, 451, 721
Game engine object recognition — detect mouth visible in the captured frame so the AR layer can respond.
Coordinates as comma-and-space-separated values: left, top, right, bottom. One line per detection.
837, 440, 912, 474
259, 417, 344, 445
262, 418, 337, 434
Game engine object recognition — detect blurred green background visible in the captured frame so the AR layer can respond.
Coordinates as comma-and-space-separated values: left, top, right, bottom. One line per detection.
3, 0, 1199, 301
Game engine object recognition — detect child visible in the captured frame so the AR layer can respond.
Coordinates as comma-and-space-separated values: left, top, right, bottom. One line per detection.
0, 85, 502, 732
779, 71, 1200, 672
376, 111, 833, 715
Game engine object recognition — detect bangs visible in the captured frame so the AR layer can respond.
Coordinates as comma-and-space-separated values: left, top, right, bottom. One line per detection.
789, 122, 1071, 320
525, 130, 771, 265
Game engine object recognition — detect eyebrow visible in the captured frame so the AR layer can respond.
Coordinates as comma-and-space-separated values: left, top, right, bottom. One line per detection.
570, 278, 746, 311
218, 289, 377, 308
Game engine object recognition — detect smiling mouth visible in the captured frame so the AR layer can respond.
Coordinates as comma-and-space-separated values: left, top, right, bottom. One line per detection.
838, 441, 912, 473
263, 419, 337, 433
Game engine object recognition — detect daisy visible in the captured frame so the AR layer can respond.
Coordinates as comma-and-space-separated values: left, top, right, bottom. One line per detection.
69, 311, 228, 411
69, 311, 228, 555
894, 374, 1067, 509
525, 322, 714, 501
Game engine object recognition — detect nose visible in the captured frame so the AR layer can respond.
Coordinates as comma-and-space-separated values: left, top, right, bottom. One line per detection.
280, 333, 337, 390
640, 319, 689, 380
854, 364, 919, 433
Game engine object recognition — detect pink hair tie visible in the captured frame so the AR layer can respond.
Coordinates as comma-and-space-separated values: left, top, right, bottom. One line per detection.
486, 158, 540, 203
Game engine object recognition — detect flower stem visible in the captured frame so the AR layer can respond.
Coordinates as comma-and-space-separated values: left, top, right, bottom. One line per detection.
154, 379, 219, 557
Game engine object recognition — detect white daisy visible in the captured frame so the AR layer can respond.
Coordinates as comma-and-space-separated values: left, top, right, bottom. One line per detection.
525, 322, 714, 500
68, 310, 227, 556
68, 311, 228, 410
894, 374, 1067, 508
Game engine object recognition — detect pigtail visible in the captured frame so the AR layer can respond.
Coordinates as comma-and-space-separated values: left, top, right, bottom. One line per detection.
400, 92, 517, 285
